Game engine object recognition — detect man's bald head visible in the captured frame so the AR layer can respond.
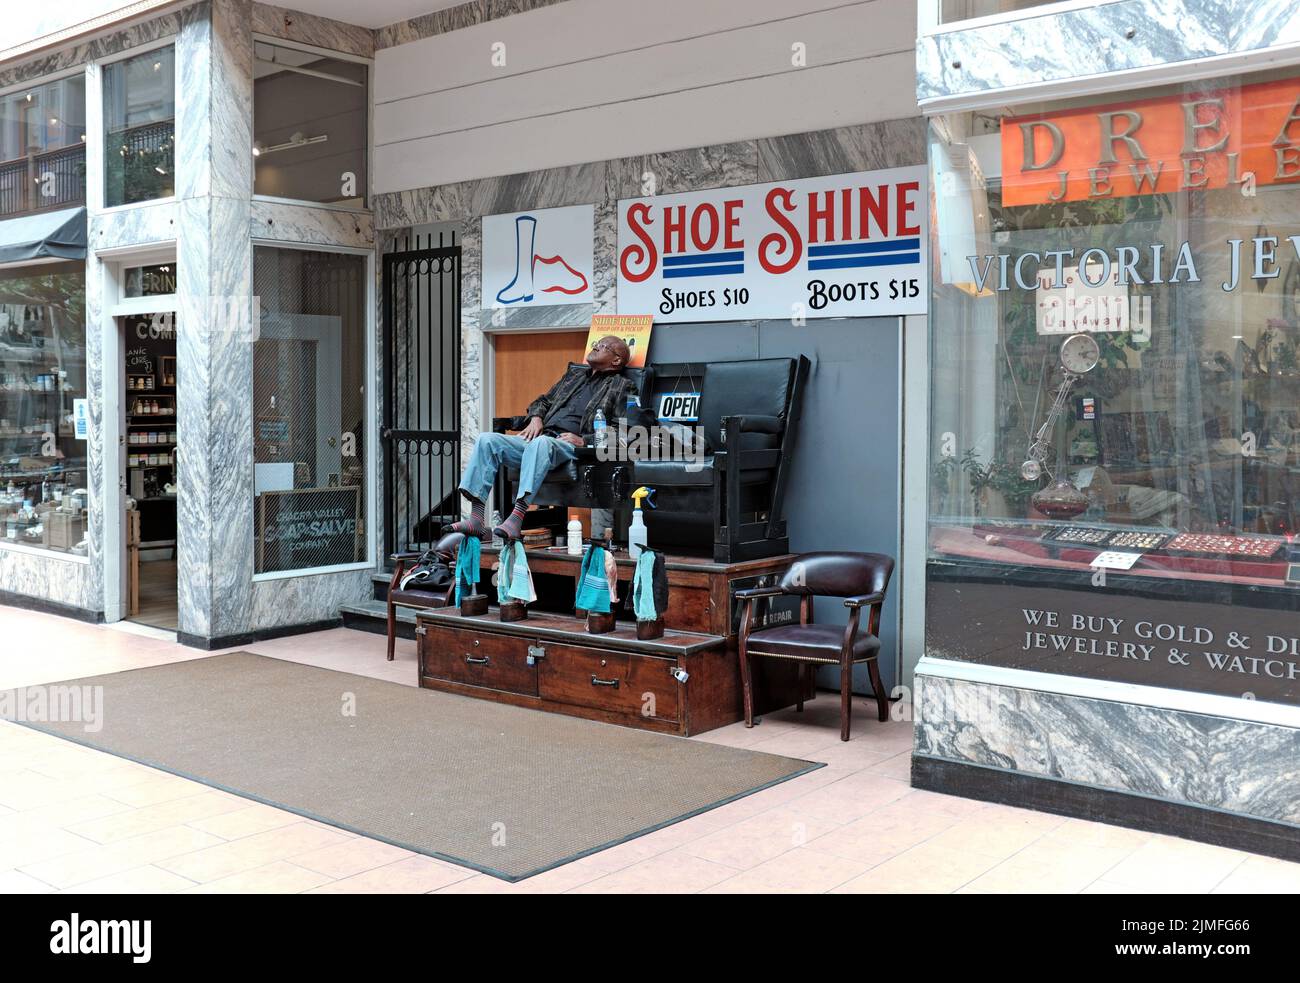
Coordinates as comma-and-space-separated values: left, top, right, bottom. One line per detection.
586, 334, 630, 372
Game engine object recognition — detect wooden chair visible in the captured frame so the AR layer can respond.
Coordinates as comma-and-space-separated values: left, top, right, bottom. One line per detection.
386, 531, 462, 661
736, 551, 894, 741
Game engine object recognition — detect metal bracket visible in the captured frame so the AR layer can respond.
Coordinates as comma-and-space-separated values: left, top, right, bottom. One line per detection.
526, 644, 546, 666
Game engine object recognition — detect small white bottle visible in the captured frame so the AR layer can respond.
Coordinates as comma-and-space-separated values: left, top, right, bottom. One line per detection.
567, 515, 583, 555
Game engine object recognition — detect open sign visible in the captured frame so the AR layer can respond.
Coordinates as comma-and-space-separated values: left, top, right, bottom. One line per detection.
658, 392, 700, 422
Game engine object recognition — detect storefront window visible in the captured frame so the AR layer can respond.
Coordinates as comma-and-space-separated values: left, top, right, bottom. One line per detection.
103, 46, 175, 207
929, 68, 1300, 703
252, 40, 367, 207
0, 261, 88, 554
0, 73, 86, 218
252, 246, 366, 573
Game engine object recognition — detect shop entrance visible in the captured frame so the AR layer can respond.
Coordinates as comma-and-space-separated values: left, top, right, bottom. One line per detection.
121, 311, 178, 629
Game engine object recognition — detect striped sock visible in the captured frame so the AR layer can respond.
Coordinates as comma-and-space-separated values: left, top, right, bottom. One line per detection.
447, 495, 488, 537
494, 498, 529, 540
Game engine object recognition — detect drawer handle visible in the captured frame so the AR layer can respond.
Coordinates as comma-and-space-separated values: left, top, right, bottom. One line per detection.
591, 675, 620, 689
466, 655, 490, 666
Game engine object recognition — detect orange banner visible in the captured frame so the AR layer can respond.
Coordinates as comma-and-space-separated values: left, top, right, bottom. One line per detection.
1001, 74, 1300, 206
586, 314, 653, 368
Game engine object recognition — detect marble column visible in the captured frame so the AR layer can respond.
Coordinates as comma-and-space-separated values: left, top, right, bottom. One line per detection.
175, 0, 254, 642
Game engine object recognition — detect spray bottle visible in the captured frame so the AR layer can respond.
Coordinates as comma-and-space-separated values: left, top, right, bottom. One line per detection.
628, 486, 655, 559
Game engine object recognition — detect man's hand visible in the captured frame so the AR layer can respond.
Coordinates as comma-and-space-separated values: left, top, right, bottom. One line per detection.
519, 416, 544, 441
556, 432, 584, 447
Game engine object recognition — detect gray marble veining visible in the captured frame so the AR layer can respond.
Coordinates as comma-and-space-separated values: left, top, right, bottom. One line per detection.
251, 2, 374, 57
0, 9, 186, 89
250, 200, 374, 249
918, 0, 1300, 103
915, 672, 1300, 827
89, 202, 180, 252
372, 0, 571, 50
251, 569, 371, 629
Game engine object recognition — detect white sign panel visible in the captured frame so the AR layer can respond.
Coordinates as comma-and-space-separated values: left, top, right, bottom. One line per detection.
1035, 262, 1130, 336
617, 166, 927, 322
73, 398, 88, 440
482, 204, 594, 309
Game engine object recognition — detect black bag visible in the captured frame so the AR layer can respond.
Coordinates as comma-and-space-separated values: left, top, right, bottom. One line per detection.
399, 551, 454, 592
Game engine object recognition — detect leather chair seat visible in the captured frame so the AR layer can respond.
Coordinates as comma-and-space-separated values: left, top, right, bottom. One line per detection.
744, 623, 882, 664
632, 457, 774, 488
389, 588, 452, 609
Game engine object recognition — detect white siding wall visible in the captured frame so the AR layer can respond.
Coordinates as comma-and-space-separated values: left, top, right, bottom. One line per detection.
373, 0, 918, 192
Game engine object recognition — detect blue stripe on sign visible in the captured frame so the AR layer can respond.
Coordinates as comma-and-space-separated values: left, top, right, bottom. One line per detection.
808, 237, 921, 257
807, 252, 920, 271
663, 264, 745, 278
662, 250, 745, 267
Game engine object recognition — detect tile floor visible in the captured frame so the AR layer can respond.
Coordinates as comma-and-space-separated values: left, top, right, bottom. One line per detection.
1, 605, 1299, 894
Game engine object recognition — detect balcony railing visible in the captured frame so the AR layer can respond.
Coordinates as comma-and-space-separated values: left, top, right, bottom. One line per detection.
105, 118, 175, 207
0, 143, 87, 219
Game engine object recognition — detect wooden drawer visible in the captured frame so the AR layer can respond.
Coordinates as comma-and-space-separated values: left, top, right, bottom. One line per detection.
537, 644, 679, 723
419, 624, 538, 696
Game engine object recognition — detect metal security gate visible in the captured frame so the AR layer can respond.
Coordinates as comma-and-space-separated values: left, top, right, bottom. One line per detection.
382, 234, 461, 563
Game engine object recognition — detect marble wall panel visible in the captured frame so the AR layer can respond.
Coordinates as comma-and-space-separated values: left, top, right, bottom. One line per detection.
373, 0, 571, 50
251, 3, 374, 57
0, 551, 94, 611
89, 202, 180, 252
915, 672, 1300, 827
250, 200, 373, 249
0, 7, 189, 89
917, 0, 1300, 104
251, 569, 371, 629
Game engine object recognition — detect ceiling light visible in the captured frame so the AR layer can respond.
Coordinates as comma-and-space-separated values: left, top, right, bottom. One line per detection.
254, 132, 328, 156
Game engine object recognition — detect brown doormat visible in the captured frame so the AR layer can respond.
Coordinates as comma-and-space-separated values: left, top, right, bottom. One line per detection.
19, 653, 820, 881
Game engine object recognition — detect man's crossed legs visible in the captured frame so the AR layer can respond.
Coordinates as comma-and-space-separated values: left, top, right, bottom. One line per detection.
448, 431, 578, 540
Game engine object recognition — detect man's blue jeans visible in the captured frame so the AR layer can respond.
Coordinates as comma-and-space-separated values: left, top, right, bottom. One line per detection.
460, 432, 577, 503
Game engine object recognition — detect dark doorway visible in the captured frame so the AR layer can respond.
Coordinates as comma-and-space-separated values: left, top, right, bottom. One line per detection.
381, 234, 461, 562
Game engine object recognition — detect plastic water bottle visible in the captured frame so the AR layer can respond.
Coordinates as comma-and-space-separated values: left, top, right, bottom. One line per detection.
567, 516, 583, 555
593, 408, 607, 450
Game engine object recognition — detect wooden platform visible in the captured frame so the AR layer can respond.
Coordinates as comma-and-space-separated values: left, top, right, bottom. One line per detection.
415, 549, 809, 736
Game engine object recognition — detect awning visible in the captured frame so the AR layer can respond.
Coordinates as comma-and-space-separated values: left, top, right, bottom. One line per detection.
0, 207, 86, 265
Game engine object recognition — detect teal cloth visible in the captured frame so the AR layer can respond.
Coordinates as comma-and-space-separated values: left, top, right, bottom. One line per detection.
632, 551, 658, 620
574, 545, 610, 614
453, 536, 481, 605
497, 541, 532, 603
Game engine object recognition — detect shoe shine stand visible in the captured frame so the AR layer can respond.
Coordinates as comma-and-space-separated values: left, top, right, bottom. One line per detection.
414, 543, 814, 737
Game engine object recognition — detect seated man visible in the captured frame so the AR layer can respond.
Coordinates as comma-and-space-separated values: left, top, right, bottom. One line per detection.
449, 335, 637, 540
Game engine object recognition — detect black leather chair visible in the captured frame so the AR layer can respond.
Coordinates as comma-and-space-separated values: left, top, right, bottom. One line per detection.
635, 355, 810, 562
735, 551, 894, 741
385, 531, 463, 661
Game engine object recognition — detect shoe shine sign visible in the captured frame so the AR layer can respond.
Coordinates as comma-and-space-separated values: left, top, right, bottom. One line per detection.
617, 166, 928, 323
482, 204, 595, 309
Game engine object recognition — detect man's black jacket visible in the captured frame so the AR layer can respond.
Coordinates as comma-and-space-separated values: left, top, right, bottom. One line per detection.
525, 364, 638, 444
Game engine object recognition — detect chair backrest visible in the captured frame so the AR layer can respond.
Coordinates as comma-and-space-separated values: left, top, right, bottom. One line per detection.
777, 551, 894, 598
565, 362, 656, 409
696, 358, 795, 450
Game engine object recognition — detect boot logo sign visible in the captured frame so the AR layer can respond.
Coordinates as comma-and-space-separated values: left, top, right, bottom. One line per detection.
482, 204, 595, 309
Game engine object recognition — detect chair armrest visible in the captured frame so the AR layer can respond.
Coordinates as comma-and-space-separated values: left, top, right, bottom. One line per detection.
734, 586, 785, 600
389, 551, 425, 562
843, 592, 885, 609
723, 413, 785, 435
